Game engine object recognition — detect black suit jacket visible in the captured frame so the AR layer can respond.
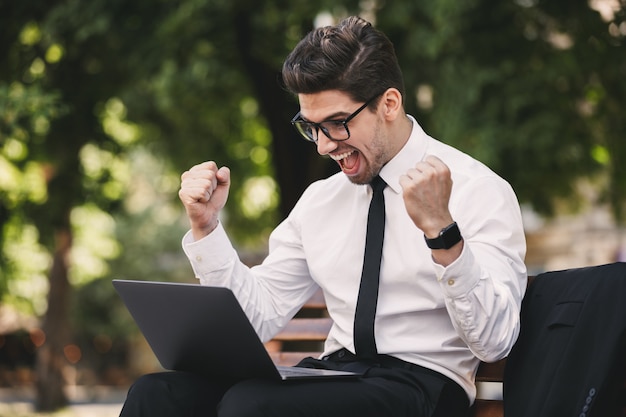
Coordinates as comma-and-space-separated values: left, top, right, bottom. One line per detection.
504, 262, 626, 417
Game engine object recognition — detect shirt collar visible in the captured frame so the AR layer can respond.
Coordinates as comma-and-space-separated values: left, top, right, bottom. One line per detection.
378, 115, 429, 195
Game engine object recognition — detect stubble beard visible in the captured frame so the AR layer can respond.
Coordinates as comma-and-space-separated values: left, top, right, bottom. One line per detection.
348, 121, 389, 185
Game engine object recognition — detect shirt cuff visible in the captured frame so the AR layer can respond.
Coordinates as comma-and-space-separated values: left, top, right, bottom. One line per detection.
434, 244, 481, 298
181, 223, 237, 279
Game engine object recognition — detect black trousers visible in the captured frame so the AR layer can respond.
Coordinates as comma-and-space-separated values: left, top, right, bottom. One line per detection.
119, 350, 469, 417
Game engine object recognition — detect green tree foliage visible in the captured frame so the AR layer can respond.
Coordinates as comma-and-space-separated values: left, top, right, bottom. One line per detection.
0, 0, 624, 411
379, 1, 625, 218
0, 83, 65, 306
0, 0, 153, 410
117, 0, 346, 240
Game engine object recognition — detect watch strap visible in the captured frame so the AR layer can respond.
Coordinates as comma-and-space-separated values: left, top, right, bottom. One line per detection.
424, 222, 462, 250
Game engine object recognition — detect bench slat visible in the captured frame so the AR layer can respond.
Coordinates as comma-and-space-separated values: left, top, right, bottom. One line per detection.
268, 351, 320, 366
271, 318, 332, 342
475, 359, 506, 382
471, 400, 503, 417
302, 289, 327, 310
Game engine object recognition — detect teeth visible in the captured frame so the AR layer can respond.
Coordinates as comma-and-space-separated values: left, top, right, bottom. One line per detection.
330, 150, 354, 161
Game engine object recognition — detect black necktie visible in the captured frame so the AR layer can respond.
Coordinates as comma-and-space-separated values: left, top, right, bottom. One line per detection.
354, 175, 386, 359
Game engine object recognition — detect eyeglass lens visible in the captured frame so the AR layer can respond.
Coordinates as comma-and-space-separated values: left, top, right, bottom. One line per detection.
294, 120, 348, 142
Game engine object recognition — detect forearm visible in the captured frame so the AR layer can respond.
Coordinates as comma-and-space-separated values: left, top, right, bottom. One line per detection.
182, 222, 318, 342
438, 243, 527, 362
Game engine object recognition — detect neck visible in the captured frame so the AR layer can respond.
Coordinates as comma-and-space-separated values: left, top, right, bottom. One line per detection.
387, 113, 413, 158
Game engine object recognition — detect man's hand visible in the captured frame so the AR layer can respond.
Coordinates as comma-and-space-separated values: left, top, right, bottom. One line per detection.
179, 161, 231, 240
399, 155, 454, 235
399, 155, 462, 264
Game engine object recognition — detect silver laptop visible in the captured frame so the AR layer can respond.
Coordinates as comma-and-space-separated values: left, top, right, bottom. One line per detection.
113, 279, 361, 382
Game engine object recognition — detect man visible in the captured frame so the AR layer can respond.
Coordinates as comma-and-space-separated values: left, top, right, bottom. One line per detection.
120, 15, 526, 417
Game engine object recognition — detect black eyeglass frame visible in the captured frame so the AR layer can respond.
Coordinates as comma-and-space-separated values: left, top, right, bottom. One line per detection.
290, 92, 384, 143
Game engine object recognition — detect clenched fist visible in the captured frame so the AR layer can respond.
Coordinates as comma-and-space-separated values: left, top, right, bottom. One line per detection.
179, 161, 231, 240
399, 155, 462, 263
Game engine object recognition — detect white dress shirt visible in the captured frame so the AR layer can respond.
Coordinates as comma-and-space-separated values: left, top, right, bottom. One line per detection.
182, 116, 527, 402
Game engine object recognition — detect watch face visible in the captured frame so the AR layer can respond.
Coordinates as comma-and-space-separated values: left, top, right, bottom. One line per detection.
425, 222, 462, 249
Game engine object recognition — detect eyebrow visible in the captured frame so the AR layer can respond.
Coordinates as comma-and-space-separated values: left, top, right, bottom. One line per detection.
298, 110, 352, 123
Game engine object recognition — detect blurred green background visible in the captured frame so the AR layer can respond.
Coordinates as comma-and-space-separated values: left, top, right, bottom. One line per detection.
1, 0, 625, 413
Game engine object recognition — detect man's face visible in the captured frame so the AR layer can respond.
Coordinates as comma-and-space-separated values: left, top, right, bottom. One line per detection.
297, 90, 391, 185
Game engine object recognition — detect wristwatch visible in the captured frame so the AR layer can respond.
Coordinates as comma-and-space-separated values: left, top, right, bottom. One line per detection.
424, 222, 462, 250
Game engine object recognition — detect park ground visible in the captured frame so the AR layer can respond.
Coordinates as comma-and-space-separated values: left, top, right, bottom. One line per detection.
0, 385, 126, 417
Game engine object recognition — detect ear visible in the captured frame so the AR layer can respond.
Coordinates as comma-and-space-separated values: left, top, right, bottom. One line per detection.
380, 88, 403, 121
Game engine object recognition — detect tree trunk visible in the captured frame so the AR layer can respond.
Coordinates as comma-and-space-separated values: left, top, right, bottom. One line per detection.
35, 226, 72, 412
233, 12, 339, 218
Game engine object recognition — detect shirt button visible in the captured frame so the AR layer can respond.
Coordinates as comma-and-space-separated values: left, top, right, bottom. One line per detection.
447, 279, 455, 286
195, 255, 202, 262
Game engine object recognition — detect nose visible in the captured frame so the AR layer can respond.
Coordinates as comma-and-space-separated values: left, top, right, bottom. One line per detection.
315, 129, 337, 156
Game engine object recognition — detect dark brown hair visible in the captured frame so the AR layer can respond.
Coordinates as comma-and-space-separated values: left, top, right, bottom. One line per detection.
282, 16, 405, 105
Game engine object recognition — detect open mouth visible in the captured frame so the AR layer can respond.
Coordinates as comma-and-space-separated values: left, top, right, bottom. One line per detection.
330, 150, 359, 175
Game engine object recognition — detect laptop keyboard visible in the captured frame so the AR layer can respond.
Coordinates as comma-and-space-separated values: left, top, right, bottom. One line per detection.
277, 366, 325, 376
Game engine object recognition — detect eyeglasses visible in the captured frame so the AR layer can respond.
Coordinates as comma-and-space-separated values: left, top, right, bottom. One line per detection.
290, 92, 383, 143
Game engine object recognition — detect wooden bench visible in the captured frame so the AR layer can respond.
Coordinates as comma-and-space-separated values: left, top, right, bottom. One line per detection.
265, 276, 626, 417
265, 289, 331, 366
